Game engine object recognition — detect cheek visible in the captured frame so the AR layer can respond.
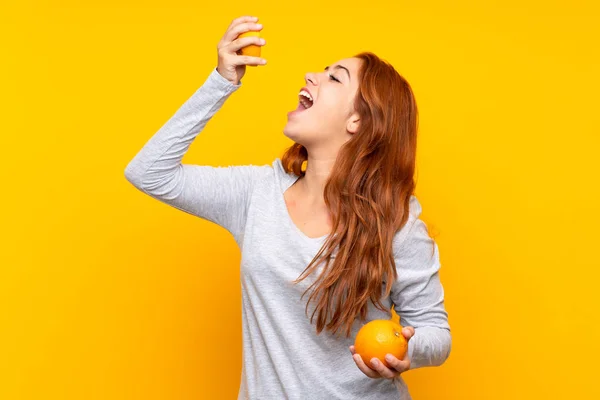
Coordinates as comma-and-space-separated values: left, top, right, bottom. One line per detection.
316, 97, 345, 117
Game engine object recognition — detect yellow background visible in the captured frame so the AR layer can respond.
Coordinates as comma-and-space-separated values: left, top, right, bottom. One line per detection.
2, 1, 599, 399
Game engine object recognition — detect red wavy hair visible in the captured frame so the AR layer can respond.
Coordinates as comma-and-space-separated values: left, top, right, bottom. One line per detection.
281, 52, 419, 338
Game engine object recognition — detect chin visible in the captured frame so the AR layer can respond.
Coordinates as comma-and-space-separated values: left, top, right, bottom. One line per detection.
282, 123, 302, 143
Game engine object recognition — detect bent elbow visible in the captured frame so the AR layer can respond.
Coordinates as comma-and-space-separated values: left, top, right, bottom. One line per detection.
124, 161, 143, 189
438, 329, 452, 366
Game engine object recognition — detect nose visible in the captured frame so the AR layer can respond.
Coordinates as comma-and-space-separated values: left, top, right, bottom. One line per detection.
304, 72, 317, 86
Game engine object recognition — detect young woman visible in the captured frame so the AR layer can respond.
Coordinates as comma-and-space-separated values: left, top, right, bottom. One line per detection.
125, 15, 451, 400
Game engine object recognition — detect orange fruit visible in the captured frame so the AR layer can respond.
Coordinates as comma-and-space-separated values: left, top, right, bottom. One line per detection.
354, 319, 408, 369
237, 30, 262, 58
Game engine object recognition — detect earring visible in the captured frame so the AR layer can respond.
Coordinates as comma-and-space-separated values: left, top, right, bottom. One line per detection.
301, 160, 308, 172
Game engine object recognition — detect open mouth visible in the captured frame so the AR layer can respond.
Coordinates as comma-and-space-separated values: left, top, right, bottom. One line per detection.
298, 89, 314, 111
288, 89, 315, 117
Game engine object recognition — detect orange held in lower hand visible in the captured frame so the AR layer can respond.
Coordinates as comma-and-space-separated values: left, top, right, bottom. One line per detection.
237, 30, 262, 58
354, 319, 408, 369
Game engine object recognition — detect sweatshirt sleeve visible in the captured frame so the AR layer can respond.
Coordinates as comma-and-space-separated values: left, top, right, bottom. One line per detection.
390, 198, 452, 370
124, 67, 272, 244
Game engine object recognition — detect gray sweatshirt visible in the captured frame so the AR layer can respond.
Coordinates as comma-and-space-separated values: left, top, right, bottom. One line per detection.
124, 67, 452, 400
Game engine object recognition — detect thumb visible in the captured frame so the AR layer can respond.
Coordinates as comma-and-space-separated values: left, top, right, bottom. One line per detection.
402, 326, 415, 339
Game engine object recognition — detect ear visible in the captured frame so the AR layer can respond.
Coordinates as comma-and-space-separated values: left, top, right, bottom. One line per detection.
346, 113, 360, 134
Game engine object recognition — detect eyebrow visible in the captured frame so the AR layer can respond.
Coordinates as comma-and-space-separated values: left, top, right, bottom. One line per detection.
324, 64, 351, 82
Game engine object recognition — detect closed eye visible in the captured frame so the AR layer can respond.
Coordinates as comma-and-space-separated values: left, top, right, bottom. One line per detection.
328, 74, 340, 83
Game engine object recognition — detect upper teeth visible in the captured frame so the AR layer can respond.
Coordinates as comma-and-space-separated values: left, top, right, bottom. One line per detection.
299, 89, 313, 103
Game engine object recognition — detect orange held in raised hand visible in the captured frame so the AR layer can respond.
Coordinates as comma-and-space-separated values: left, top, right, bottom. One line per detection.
354, 319, 408, 369
237, 30, 262, 58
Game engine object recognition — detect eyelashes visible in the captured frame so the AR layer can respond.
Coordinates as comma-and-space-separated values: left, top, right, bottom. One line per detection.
328, 73, 340, 83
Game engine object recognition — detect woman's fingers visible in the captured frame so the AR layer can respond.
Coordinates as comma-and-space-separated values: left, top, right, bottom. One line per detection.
221, 16, 259, 44
222, 23, 262, 49
402, 326, 415, 340
382, 353, 411, 373
351, 354, 380, 379
228, 15, 258, 29
216, 15, 267, 85
229, 55, 267, 66
228, 35, 265, 54
349, 345, 409, 379
369, 358, 398, 380
227, 22, 263, 46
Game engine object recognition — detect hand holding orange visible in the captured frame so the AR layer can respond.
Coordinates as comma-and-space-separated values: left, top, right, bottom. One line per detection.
350, 319, 414, 380
216, 16, 267, 85
236, 30, 263, 58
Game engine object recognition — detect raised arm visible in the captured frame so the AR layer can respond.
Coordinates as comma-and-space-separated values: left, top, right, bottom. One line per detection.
124, 16, 269, 243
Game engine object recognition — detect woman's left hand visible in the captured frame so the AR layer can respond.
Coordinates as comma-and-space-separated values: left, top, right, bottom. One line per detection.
349, 326, 415, 380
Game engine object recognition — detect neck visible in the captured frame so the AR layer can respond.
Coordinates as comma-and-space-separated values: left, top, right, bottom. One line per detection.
299, 154, 336, 206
